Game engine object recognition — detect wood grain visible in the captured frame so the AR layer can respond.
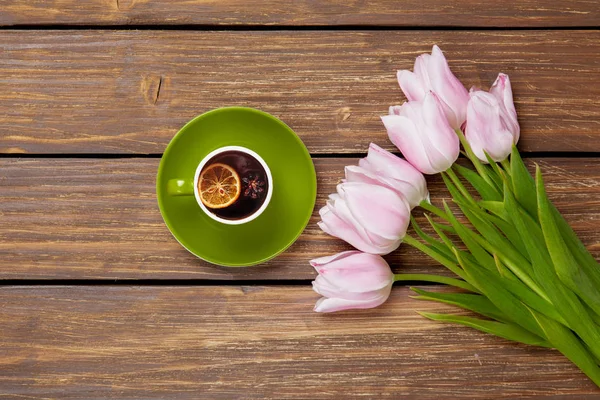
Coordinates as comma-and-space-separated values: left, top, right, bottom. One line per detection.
1, 0, 598, 27
1, 30, 600, 154
0, 285, 597, 398
1, 157, 599, 280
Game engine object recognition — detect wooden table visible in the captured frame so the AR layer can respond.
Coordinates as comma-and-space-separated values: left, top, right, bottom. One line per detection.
1, 1, 600, 398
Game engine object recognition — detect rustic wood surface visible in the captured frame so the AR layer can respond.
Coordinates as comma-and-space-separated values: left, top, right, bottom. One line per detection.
2, 1, 600, 396
1, 0, 599, 27
1, 30, 600, 154
1, 157, 598, 280
1, 285, 598, 399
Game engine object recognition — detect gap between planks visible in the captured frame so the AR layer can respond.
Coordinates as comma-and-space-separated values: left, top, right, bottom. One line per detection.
2, 25, 600, 31
2, 152, 600, 159
0, 279, 447, 287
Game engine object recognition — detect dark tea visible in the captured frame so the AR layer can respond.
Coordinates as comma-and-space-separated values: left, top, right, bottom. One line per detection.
198, 150, 269, 221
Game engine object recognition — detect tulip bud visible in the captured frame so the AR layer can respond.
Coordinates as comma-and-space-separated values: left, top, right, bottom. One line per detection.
345, 143, 428, 209
381, 92, 460, 174
465, 73, 520, 162
311, 251, 394, 313
318, 182, 410, 255
397, 45, 469, 129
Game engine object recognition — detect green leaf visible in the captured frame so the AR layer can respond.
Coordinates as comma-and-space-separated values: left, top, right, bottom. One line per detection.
496, 269, 568, 327
493, 254, 511, 279
412, 287, 509, 323
501, 181, 559, 299
442, 201, 496, 271
428, 219, 457, 235
529, 308, 600, 387
445, 168, 477, 205
410, 216, 455, 261
419, 312, 550, 348
584, 302, 600, 327
394, 274, 478, 292
509, 145, 538, 219
552, 204, 600, 298
504, 185, 551, 269
483, 151, 507, 190
506, 175, 600, 360
441, 172, 470, 207
454, 128, 498, 189
418, 200, 453, 223
424, 214, 457, 255
453, 249, 547, 338
536, 166, 600, 317
455, 199, 533, 279
483, 210, 529, 258
479, 201, 509, 221
458, 247, 566, 328
500, 158, 512, 178
451, 202, 548, 301
402, 235, 471, 284
453, 164, 501, 201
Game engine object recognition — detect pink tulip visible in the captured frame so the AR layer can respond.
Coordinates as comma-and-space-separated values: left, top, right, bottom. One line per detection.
318, 182, 410, 255
311, 251, 394, 313
381, 92, 460, 174
345, 143, 428, 209
397, 45, 469, 129
465, 73, 520, 162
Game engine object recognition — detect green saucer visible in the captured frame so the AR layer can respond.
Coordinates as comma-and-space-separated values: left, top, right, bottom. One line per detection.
156, 107, 317, 266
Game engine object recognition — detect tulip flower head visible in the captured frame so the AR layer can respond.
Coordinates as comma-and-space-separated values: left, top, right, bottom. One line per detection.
318, 181, 410, 255
465, 73, 520, 162
397, 45, 469, 129
345, 143, 428, 209
381, 92, 460, 175
311, 251, 394, 313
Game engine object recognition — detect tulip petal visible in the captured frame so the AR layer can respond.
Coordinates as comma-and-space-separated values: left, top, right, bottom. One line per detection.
427, 45, 469, 128
414, 53, 432, 89
344, 165, 387, 187
340, 182, 410, 240
397, 70, 426, 102
363, 143, 427, 185
465, 90, 515, 162
326, 196, 373, 244
312, 252, 394, 293
318, 205, 384, 255
313, 277, 391, 300
314, 286, 392, 313
310, 251, 394, 313
421, 92, 460, 170
345, 165, 424, 210
309, 250, 361, 269
389, 105, 403, 116
382, 94, 460, 174
381, 114, 437, 174
361, 143, 429, 208
490, 73, 520, 142
365, 234, 402, 255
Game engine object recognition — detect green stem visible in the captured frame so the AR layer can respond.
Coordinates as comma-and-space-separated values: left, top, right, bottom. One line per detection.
455, 128, 496, 188
445, 168, 476, 205
418, 200, 450, 221
394, 273, 477, 292
501, 158, 511, 175
403, 235, 476, 290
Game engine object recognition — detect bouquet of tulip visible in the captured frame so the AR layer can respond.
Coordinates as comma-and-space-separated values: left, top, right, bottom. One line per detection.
312, 45, 600, 386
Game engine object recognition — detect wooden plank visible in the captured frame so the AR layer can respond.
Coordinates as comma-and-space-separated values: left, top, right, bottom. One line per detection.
1, 0, 599, 27
0, 285, 597, 398
1, 157, 599, 280
1, 30, 600, 154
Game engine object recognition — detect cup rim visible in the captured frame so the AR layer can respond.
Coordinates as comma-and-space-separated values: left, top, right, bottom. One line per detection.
193, 145, 274, 225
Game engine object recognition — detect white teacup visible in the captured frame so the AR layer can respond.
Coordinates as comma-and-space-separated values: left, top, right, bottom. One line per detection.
168, 146, 273, 225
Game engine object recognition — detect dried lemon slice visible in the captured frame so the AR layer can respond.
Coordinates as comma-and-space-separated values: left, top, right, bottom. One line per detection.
198, 163, 241, 209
